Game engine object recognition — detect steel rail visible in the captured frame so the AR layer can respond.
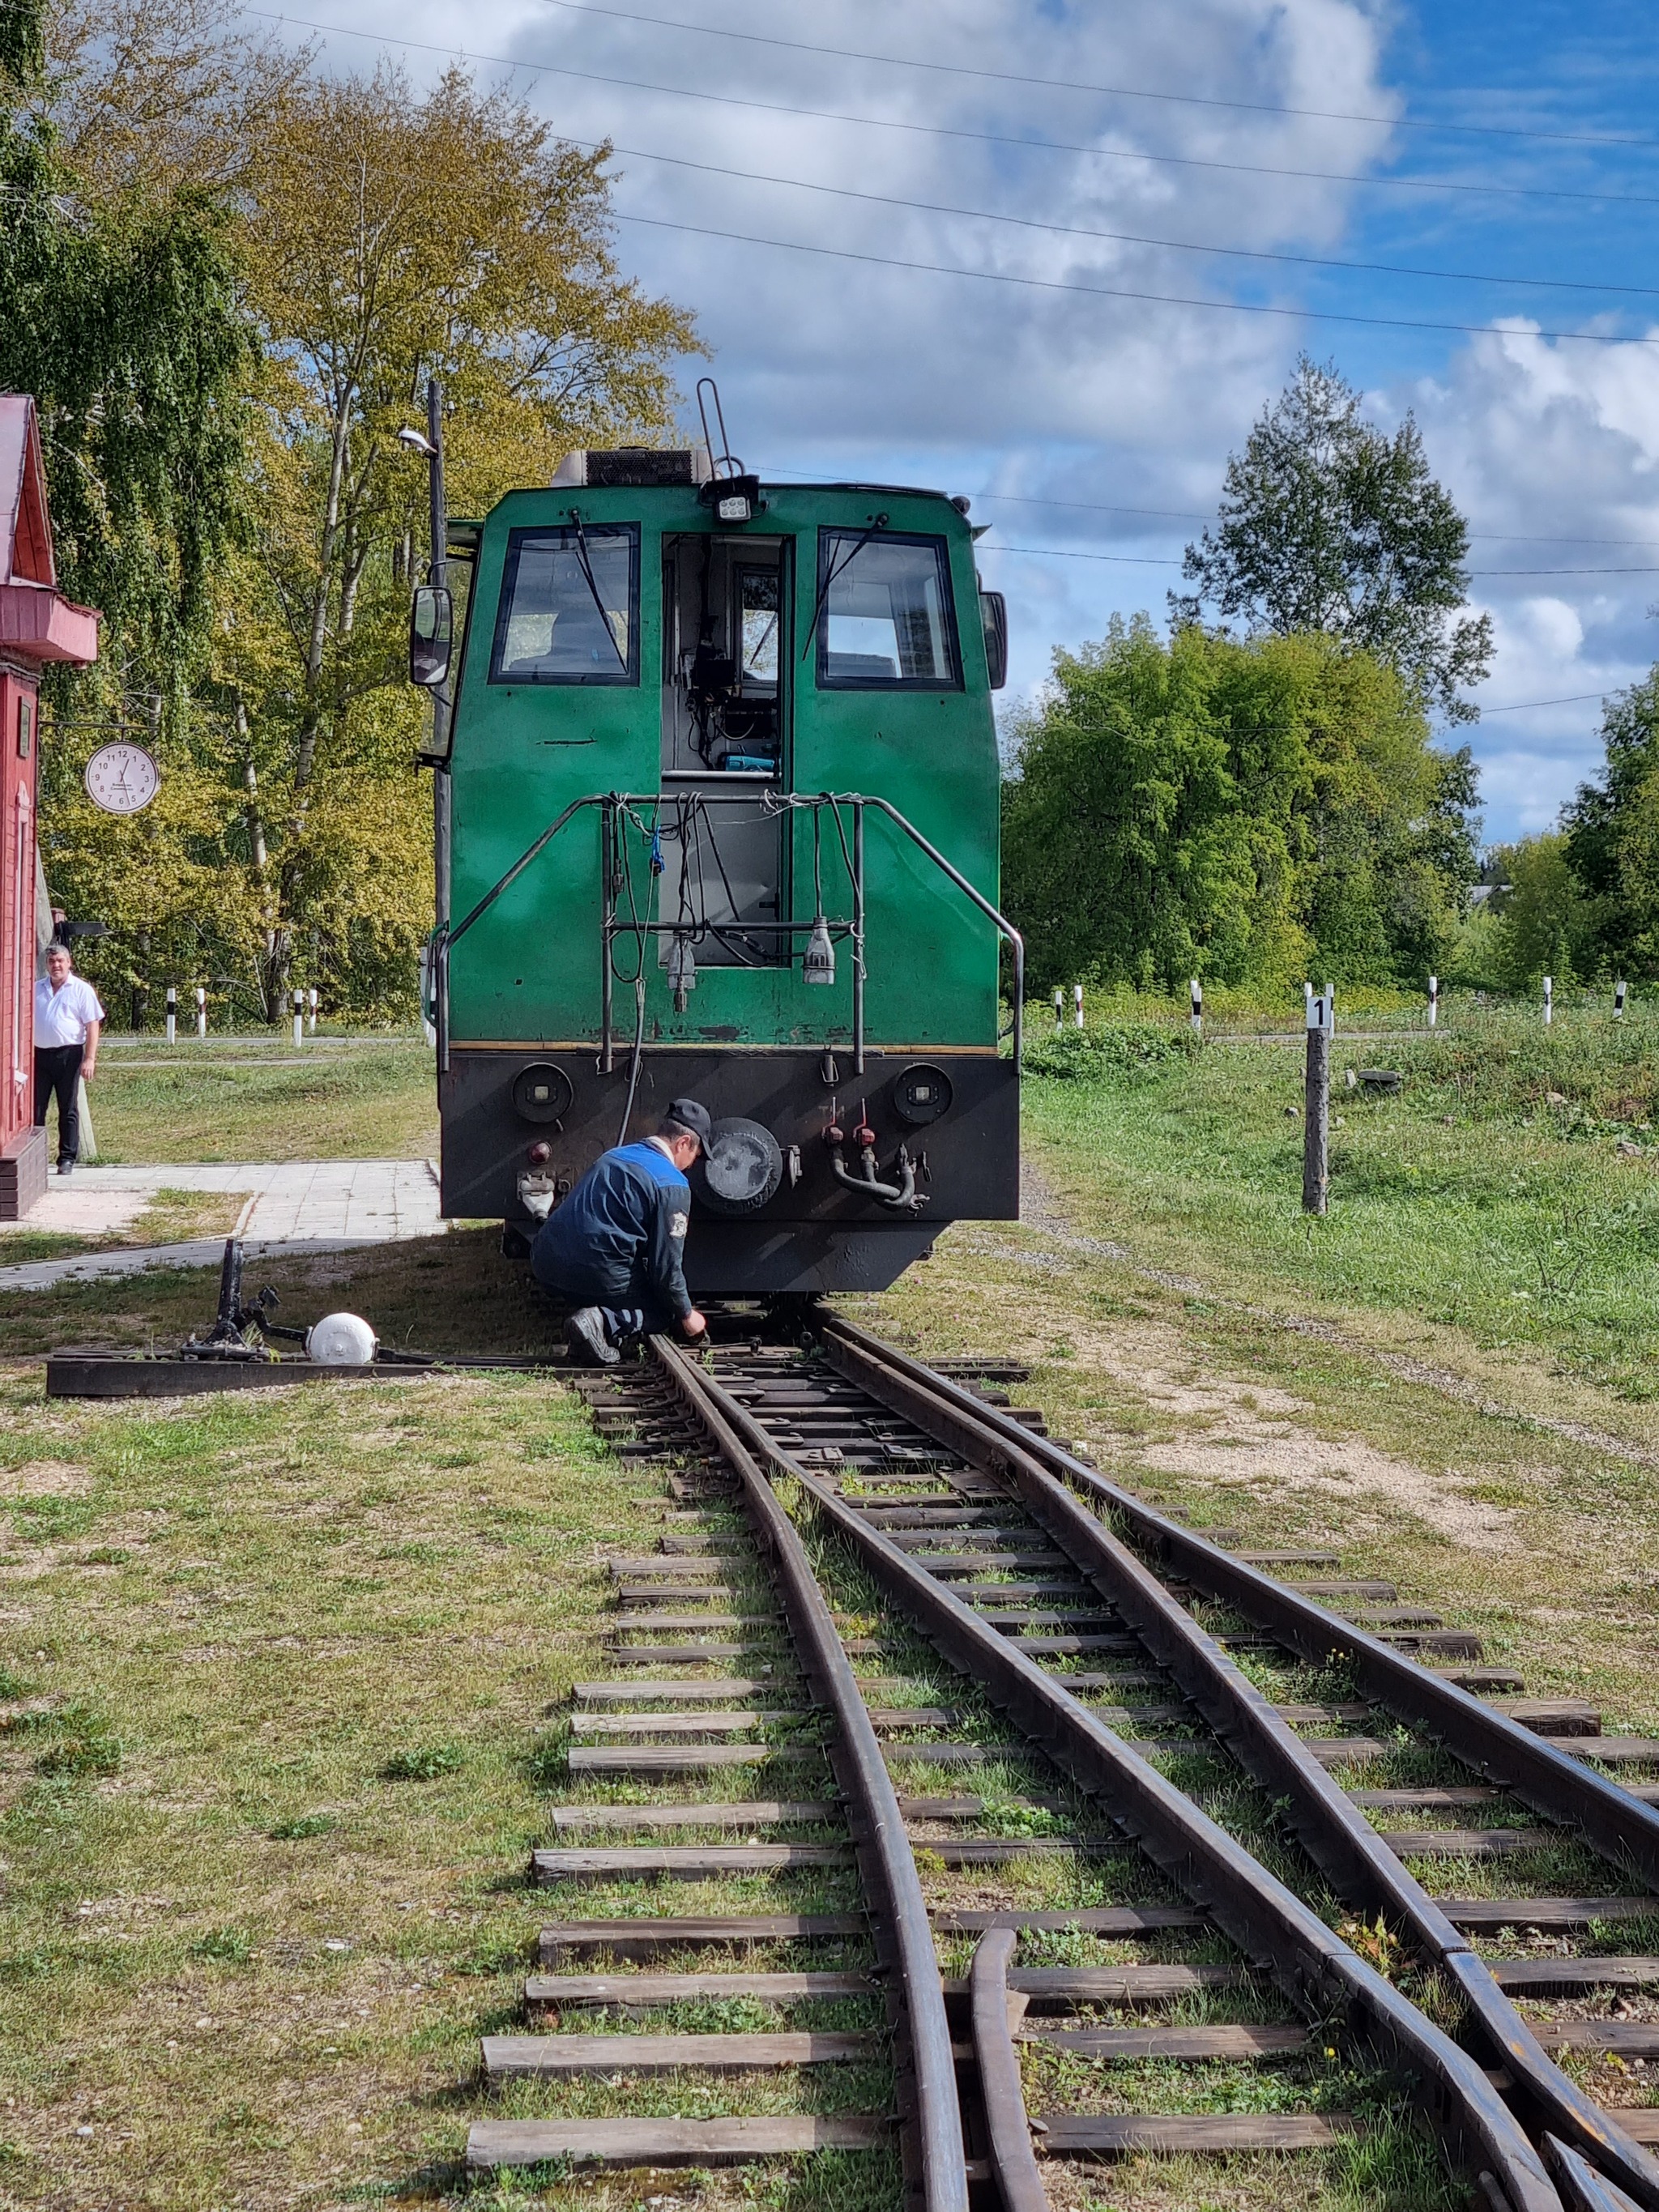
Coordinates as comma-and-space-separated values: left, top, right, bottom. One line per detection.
647, 1336, 967, 2212
819, 1314, 1659, 2212
672, 1337, 1563, 2212
970, 1929, 1047, 2212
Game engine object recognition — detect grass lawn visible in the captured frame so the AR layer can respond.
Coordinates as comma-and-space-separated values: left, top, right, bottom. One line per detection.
86, 1039, 437, 1165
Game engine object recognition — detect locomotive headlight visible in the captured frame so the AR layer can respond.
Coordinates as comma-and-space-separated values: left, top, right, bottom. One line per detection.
716, 492, 752, 523
803, 915, 835, 986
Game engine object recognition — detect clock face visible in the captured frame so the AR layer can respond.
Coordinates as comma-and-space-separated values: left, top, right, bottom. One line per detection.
83, 743, 160, 816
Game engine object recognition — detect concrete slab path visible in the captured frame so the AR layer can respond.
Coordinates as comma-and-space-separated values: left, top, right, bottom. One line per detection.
0, 1159, 445, 1291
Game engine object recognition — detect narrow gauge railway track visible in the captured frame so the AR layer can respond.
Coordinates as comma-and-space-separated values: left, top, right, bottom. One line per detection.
467, 1319, 1659, 2212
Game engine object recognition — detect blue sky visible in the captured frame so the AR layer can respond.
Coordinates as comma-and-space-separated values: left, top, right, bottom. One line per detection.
278, 0, 1659, 843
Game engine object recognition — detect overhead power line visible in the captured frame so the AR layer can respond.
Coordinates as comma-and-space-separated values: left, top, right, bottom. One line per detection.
975, 543, 1659, 578
539, 0, 1659, 155
247, 12, 1659, 211
753, 463, 1659, 547
616, 210, 1659, 349
590, 139, 1659, 300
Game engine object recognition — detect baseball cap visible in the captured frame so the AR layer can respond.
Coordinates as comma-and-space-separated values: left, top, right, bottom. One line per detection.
665, 1097, 714, 1149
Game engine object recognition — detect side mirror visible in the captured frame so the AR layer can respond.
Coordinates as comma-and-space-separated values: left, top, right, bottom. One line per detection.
979, 590, 1008, 690
409, 585, 452, 688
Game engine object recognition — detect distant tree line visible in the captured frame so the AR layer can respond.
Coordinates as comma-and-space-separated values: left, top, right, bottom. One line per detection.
1004, 358, 1484, 995
12, 0, 696, 1025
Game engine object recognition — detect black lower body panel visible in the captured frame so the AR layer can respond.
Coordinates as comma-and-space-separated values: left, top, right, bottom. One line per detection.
441, 1045, 1017, 1297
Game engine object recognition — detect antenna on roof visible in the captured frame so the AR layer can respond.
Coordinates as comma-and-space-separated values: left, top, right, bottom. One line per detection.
696, 377, 743, 482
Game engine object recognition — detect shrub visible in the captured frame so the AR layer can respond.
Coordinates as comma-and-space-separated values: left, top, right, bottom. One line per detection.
1022, 1021, 1200, 1082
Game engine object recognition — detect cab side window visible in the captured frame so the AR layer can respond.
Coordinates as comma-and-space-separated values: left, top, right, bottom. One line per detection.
816, 531, 961, 689
489, 523, 639, 684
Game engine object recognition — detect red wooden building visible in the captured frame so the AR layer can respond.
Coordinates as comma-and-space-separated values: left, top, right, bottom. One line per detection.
0, 397, 100, 1218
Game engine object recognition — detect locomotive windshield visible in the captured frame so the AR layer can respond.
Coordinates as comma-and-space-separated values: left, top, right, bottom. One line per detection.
817, 531, 959, 689
489, 522, 639, 684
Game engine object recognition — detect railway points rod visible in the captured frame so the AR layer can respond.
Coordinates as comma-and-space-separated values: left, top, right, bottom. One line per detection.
648, 1335, 966, 2212
819, 1313, 1659, 2212
670, 1335, 1563, 2212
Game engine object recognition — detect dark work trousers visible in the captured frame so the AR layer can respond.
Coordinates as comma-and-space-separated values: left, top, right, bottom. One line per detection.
33, 1044, 83, 1163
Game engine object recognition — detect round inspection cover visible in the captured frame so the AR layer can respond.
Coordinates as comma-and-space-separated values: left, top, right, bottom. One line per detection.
695, 1116, 784, 1215
893, 1062, 953, 1127
512, 1062, 574, 1124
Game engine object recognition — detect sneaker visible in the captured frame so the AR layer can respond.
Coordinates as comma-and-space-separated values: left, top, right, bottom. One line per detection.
564, 1306, 619, 1367
57, 1161, 74, 1177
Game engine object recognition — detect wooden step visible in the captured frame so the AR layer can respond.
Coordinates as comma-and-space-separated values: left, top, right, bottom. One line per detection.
540, 1914, 864, 1963
1566, 1737, 1659, 1763
1026, 2023, 1307, 2059
1448, 1897, 1657, 1933
1490, 1698, 1601, 1736
525, 1970, 874, 2007
1489, 1957, 1659, 1995
467, 2116, 890, 2171
1038, 2112, 1357, 2156
571, 1711, 808, 1736
569, 1745, 827, 1776
574, 1680, 779, 1702
1533, 2019, 1659, 2059
612, 1615, 779, 1633
1382, 1827, 1564, 1857
482, 2031, 873, 2078
1349, 1788, 1498, 1810
609, 1558, 731, 1577
532, 1844, 852, 1882
658, 1535, 745, 1554
936, 1907, 1205, 1936
1432, 1665, 1527, 1690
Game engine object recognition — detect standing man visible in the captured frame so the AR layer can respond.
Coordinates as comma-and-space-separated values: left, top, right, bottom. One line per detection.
34, 944, 103, 1176
532, 1098, 713, 1366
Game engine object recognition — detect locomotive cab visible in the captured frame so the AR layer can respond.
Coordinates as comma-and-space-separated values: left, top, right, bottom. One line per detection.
426, 445, 1020, 1296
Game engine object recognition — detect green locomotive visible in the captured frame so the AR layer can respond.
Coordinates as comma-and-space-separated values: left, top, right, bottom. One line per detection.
413, 431, 1022, 1296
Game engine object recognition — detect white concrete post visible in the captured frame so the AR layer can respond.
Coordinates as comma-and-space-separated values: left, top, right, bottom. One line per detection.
308, 987, 318, 1034
165, 987, 176, 1046
1427, 975, 1439, 1029
1073, 982, 1084, 1030
195, 985, 207, 1040
292, 988, 305, 1047
1052, 987, 1063, 1030
1543, 975, 1553, 1027
1189, 978, 1202, 1036
1615, 978, 1627, 1020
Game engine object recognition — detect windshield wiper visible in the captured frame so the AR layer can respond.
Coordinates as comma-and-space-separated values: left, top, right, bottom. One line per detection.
566, 509, 629, 671
800, 511, 887, 662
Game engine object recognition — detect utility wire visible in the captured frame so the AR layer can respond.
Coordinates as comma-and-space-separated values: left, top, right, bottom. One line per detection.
748, 462, 1659, 547
975, 540, 1659, 578
246, 13, 1659, 211
617, 210, 1659, 349
582, 138, 1659, 300
535, 0, 1659, 155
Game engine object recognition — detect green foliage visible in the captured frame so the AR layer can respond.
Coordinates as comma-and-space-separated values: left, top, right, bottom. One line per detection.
1002, 617, 1478, 995
0, 0, 249, 688
1564, 666, 1659, 979
1175, 353, 1491, 718
1488, 833, 1592, 989
377, 1742, 465, 1781
190, 1926, 252, 1963
267, 1812, 335, 1840
1021, 1021, 1198, 1080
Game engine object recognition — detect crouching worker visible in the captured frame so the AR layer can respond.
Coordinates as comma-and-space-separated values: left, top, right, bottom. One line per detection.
532, 1098, 713, 1366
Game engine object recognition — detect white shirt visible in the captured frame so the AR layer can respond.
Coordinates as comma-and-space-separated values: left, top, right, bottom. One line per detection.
34, 974, 104, 1049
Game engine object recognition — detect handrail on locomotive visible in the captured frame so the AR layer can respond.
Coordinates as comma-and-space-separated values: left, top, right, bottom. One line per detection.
429, 789, 1025, 1080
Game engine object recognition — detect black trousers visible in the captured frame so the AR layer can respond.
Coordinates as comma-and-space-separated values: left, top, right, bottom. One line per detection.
33, 1044, 83, 1162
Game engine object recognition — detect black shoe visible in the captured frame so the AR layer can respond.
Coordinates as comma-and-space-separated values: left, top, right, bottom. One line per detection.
564, 1306, 619, 1366
57, 1161, 74, 1177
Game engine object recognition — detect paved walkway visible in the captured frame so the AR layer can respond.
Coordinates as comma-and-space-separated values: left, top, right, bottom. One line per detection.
0, 1159, 444, 1290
